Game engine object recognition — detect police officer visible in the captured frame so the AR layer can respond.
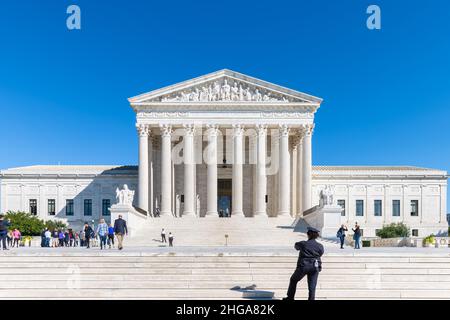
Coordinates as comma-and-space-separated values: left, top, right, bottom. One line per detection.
284, 227, 324, 300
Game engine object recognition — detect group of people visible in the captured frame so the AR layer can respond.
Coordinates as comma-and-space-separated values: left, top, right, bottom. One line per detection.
41, 215, 129, 250
0, 215, 22, 250
336, 222, 362, 249
160, 228, 174, 246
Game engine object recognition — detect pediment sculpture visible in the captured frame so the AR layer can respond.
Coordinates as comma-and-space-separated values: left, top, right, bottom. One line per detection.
159, 78, 293, 103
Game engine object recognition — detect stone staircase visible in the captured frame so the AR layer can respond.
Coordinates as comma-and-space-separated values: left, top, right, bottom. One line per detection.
0, 251, 449, 299
128, 216, 318, 247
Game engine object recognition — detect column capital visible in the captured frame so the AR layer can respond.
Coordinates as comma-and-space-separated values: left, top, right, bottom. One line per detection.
232, 124, 245, 136
255, 124, 268, 136
136, 124, 150, 137
303, 123, 315, 136
206, 124, 219, 137
183, 123, 196, 136
279, 124, 290, 137
160, 124, 173, 137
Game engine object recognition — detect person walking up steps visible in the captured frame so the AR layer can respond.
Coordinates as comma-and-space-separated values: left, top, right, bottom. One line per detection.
107, 223, 115, 249
284, 227, 324, 300
84, 222, 94, 249
96, 219, 108, 250
161, 228, 166, 243
168, 232, 174, 247
114, 215, 128, 250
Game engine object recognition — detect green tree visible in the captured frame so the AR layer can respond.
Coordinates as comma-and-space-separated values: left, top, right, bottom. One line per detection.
376, 223, 410, 238
3, 211, 45, 236
45, 220, 68, 232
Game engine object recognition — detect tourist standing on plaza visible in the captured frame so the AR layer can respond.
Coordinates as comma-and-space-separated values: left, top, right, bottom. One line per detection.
284, 227, 324, 301
337, 224, 348, 249
12, 228, 21, 248
52, 229, 59, 247
113, 215, 128, 250
64, 230, 70, 247
107, 224, 115, 249
352, 222, 361, 249
161, 228, 166, 243
0, 215, 11, 250
96, 219, 109, 250
6, 229, 13, 247
168, 232, 174, 247
84, 223, 94, 249
44, 228, 52, 247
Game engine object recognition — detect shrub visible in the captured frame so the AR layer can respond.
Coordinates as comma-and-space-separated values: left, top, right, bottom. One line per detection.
45, 220, 68, 231
376, 223, 410, 239
423, 234, 435, 246
3, 211, 45, 236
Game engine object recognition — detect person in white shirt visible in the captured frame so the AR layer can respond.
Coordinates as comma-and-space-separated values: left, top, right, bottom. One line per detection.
44, 229, 51, 247
161, 228, 166, 243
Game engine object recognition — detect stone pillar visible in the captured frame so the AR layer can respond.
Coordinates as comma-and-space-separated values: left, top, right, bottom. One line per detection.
205, 124, 219, 217
302, 124, 314, 212
278, 125, 291, 216
232, 124, 244, 216
255, 124, 267, 216
295, 131, 304, 215
160, 124, 172, 216
148, 135, 154, 215
137, 124, 149, 213
183, 124, 196, 217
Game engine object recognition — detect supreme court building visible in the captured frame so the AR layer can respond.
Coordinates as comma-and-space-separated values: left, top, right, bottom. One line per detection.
0, 70, 448, 237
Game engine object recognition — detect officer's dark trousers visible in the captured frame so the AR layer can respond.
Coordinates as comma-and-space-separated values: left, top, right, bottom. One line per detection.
287, 268, 319, 300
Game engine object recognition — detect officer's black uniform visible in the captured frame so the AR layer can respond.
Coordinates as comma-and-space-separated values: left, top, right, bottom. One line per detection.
286, 228, 324, 300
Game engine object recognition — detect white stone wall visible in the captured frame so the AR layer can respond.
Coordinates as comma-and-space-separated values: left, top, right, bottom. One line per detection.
312, 179, 448, 237
0, 166, 447, 238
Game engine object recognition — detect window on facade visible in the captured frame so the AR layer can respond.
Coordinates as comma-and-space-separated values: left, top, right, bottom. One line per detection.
102, 199, 111, 216
29, 199, 37, 215
374, 200, 382, 216
356, 200, 364, 216
66, 199, 74, 216
411, 200, 419, 216
337, 200, 346, 216
48, 199, 56, 216
412, 229, 419, 237
392, 200, 400, 217
84, 199, 92, 216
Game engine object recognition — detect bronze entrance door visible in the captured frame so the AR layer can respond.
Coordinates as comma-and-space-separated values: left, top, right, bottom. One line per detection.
218, 179, 232, 217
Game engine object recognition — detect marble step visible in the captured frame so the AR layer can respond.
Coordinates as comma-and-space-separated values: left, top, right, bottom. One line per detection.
1, 288, 449, 299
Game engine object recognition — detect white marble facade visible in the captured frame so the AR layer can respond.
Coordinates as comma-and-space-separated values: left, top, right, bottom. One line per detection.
0, 69, 448, 237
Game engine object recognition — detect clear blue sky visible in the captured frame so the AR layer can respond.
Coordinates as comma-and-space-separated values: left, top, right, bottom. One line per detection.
0, 1, 449, 209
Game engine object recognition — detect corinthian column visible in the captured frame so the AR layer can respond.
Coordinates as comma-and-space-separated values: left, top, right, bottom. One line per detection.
302, 124, 314, 212
278, 125, 290, 216
160, 124, 173, 216
254, 124, 267, 216
295, 131, 304, 216
137, 124, 149, 213
183, 124, 196, 217
232, 124, 244, 217
205, 124, 219, 217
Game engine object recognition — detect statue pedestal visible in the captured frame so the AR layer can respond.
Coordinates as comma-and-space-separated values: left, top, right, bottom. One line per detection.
303, 204, 342, 238
110, 204, 147, 237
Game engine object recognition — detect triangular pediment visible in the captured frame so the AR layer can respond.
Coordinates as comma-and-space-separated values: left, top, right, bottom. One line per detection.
129, 69, 322, 104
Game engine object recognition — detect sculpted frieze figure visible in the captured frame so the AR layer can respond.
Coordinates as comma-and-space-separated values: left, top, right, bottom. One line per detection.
159, 78, 293, 103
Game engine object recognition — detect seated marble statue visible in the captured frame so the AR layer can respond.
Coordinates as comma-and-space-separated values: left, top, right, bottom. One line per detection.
116, 184, 135, 206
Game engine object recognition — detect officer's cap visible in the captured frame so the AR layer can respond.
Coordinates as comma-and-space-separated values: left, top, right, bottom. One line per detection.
307, 227, 320, 233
